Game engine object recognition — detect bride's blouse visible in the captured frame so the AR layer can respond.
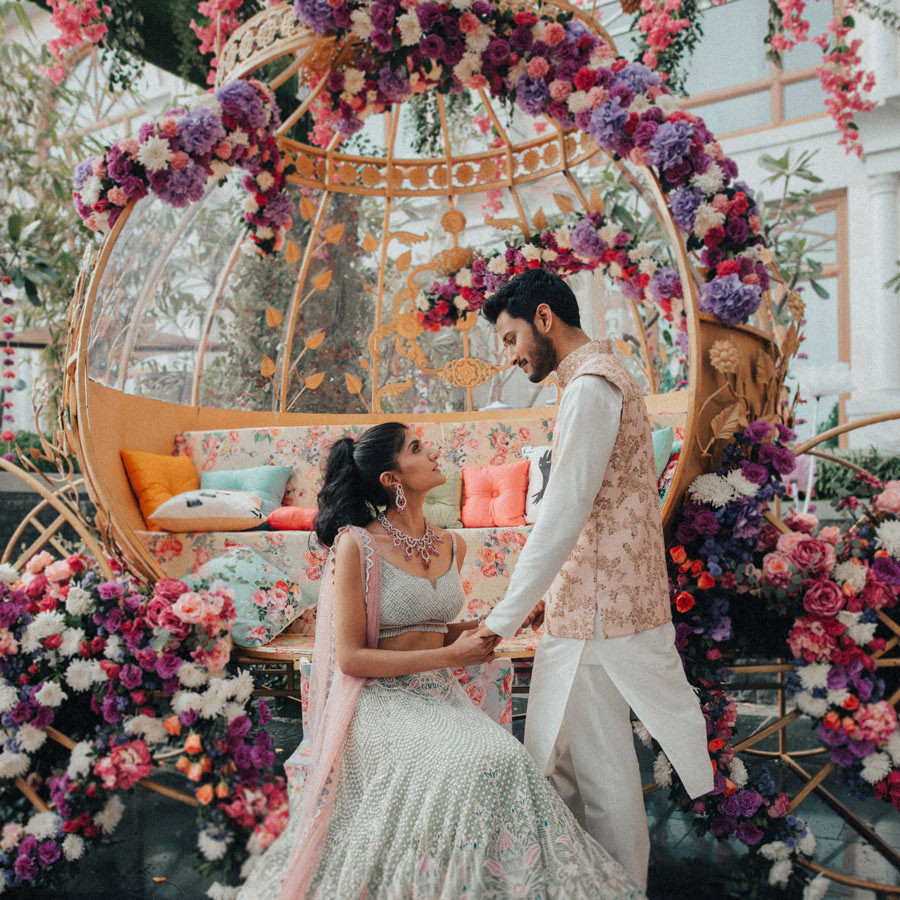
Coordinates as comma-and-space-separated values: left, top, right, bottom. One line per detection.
377, 536, 465, 639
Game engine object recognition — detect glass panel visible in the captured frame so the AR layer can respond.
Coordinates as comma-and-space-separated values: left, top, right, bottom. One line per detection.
783, 78, 826, 121
690, 91, 771, 135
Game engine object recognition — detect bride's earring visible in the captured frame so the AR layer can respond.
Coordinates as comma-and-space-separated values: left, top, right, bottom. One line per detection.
395, 483, 407, 511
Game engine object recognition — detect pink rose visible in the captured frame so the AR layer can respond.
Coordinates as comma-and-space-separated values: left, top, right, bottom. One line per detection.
860, 577, 893, 611
875, 488, 900, 515
802, 580, 845, 618
761, 552, 793, 588
44, 560, 72, 583
784, 509, 818, 534
768, 792, 791, 817
818, 526, 841, 545
790, 538, 835, 576
173, 591, 206, 624
1, 823, 23, 852
776, 531, 805, 554
205, 640, 231, 671
25, 550, 54, 575
94, 739, 153, 790
154, 578, 189, 600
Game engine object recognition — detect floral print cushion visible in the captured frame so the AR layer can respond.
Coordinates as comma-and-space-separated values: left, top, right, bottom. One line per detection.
184, 545, 305, 648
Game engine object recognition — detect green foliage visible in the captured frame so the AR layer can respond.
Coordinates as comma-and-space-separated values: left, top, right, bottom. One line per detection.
814, 448, 900, 501
4, 430, 80, 473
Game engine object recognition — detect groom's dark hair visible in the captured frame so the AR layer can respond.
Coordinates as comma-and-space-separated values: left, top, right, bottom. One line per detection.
481, 268, 581, 328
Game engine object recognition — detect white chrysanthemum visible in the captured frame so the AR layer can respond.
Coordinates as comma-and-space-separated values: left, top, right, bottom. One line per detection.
177, 661, 209, 689
554, 226, 571, 249
207, 882, 240, 900
798, 662, 830, 691
67, 741, 94, 779
415, 296, 430, 312
860, 751, 892, 784
79, 175, 102, 206
172, 691, 203, 715
628, 241, 654, 262
521, 244, 542, 261
198, 829, 231, 861
637, 258, 658, 277
487, 256, 508, 274
243, 196, 260, 215
397, 11, 421, 45
885, 730, 900, 765
25, 811, 61, 839
62, 833, 85, 861
221, 701, 245, 722
104, 634, 123, 660
688, 473, 737, 508
725, 468, 760, 498
255, 226, 274, 241
627, 94, 651, 116
876, 520, 900, 558
349, 9, 373, 38
0, 563, 18, 585
796, 825, 816, 857
94, 795, 125, 834
466, 23, 492, 53
656, 93, 679, 114
0, 683, 17, 715
124, 715, 168, 745
256, 171, 274, 192
342, 68, 365, 95
137, 136, 174, 173
34, 681, 66, 708
17, 723, 47, 754
690, 162, 725, 195
453, 53, 482, 84
728, 757, 748, 789
833, 562, 867, 593
21, 611, 66, 653
541, 248, 558, 262
200, 688, 227, 720
210, 159, 230, 181
566, 91, 589, 113
760, 840, 791, 861
450, 0, 472, 8
230, 670, 254, 705
652, 751, 672, 788
454, 268, 473, 288
632, 720, 652, 748
65, 586, 93, 616
59, 627, 85, 658
802, 873, 830, 900
848, 621, 877, 646
0, 750, 29, 779
768, 859, 793, 886
452, 295, 468, 311
692, 202, 726, 240
229, 130, 250, 148
826, 688, 850, 708
65, 659, 103, 692
794, 691, 829, 719
597, 224, 621, 245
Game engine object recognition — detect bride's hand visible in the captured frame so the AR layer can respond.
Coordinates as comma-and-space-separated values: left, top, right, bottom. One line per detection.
450, 626, 499, 666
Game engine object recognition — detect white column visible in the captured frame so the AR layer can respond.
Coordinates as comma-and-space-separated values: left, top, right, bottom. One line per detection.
847, 171, 900, 449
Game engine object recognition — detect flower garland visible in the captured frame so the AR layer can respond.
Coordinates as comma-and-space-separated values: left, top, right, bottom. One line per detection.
662, 421, 900, 891
0, 553, 287, 894
0, 285, 15, 462
292, 0, 773, 330
39, 0, 113, 85
72, 79, 293, 255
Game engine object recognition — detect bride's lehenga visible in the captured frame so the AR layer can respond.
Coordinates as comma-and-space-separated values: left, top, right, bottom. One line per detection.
238, 527, 645, 900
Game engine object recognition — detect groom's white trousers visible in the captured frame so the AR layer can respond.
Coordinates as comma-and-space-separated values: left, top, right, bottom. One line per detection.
524, 617, 714, 892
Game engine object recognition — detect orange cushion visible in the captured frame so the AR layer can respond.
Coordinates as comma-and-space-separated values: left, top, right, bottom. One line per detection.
268, 506, 317, 531
461, 460, 530, 527
121, 450, 200, 531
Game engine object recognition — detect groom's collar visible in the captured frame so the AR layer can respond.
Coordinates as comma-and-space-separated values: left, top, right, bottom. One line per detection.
556, 339, 613, 389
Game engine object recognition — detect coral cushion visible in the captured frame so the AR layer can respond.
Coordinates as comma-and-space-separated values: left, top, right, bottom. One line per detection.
121, 450, 200, 530
461, 460, 530, 527
268, 507, 317, 530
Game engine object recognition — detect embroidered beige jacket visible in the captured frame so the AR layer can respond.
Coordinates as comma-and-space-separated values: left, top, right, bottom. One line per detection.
543, 340, 672, 639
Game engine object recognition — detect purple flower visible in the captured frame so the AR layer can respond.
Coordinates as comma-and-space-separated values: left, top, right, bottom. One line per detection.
156, 653, 182, 680
377, 67, 412, 103
647, 267, 682, 304
293, 0, 335, 32
251, 744, 276, 768
776, 423, 796, 443
668, 186, 703, 232
826, 666, 848, 691
570, 214, 604, 260
416, 2, 441, 30
742, 421, 773, 444
515, 74, 550, 116
420, 33, 445, 59
105, 607, 124, 634
258, 699, 272, 725
872, 556, 900, 586
616, 62, 661, 95
229, 715, 252, 738
233, 743, 253, 769
758, 443, 796, 476
120, 664, 143, 690
153, 162, 208, 208
370, 1, 395, 29
736, 822, 764, 846
217, 80, 267, 129
73, 158, 94, 190
483, 38, 511, 69
692, 507, 721, 536
180, 709, 198, 727
710, 815, 736, 838
14, 853, 37, 881
261, 192, 293, 227
738, 790, 763, 817
370, 29, 394, 53
725, 215, 749, 245
178, 107, 226, 155
37, 839, 61, 866
698, 273, 761, 325
119, 172, 148, 198
739, 460, 769, 486
588, 98, 629, 152
632, 118, 659, 149
648, 119, 694, 170
609, 83, 634, 108
98, 581, 124, 600
32, 705, 54, 729
717, 794, 741, 817
709, 615, 732, 642
509, 25, 534, 53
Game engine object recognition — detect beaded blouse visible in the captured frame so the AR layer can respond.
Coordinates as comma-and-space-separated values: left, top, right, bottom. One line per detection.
377, 535, 465, 639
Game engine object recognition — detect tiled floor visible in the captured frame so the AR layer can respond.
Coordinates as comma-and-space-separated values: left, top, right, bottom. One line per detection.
22, 699, 900, 899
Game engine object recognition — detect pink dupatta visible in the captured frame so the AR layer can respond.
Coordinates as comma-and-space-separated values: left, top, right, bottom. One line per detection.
277, 525, 381, 900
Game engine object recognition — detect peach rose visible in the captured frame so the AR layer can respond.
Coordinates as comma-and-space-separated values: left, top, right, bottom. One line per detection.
762, 552, 793, 587
44, 560, 72, 583
818, 526, 841, 545
195, 783, 214, 805
184, 733, 203, 755
25, 550, 54, 575
173, 591, 207, 624
205, 640, 231, 671
776, 531, 805, 554
875, 488, 900, 515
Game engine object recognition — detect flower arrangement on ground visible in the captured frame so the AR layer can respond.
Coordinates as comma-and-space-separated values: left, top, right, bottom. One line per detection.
0, 552, 286, 896
72, 79, 292, 255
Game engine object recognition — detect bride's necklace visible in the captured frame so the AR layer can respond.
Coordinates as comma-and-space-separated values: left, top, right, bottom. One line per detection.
377, 513, 443, 569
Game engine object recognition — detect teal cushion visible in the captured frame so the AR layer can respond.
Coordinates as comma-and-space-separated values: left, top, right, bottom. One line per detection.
184, 545, 303, 647
651, 426, 675, 480
201, 465, 293, 517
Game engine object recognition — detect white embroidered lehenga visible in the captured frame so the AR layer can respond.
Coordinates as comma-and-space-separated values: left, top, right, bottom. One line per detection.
237, 527, 645, 900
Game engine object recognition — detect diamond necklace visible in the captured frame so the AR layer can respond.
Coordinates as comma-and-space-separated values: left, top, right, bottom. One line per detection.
377, 513, 443, 569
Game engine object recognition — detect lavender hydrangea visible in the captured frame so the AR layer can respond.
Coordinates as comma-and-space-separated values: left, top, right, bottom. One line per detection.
699, 273, 761, 325
293, 0, 336, 33
153, 162, 209, 208
647, 267, 682, 305
667, 186, 703, 233
570, 214, 604, 260
178, 107, 226, 155
647, 119, 694, 170
216, 80, 267, 129
262, 192, 293, 227
377, 67, 412, 103
73, 158, 94, 190
614, 62, 661, 95
587, 98, 629, 153
515, 74, 550, 116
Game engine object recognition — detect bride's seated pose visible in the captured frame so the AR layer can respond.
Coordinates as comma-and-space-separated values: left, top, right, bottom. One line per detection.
237, 422, 646, 900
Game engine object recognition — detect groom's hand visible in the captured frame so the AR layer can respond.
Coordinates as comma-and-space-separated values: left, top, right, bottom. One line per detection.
522, 600, 545, 632
474, 622, 501, 650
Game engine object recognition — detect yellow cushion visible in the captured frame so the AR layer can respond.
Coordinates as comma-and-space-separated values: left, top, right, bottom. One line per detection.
121, 450, 200, 530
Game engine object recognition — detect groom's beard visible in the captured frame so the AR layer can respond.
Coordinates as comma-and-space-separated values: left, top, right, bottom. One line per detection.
524, 328, 556, 383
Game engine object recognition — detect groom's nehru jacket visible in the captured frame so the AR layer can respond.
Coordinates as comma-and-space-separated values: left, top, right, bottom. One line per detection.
485, 338, 713, 891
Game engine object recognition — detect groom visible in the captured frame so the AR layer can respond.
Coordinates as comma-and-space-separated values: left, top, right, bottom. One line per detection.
475, 269, 713, 891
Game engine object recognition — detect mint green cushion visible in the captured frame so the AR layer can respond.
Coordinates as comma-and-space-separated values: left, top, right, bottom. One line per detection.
185, 545, 303, 647
651, 426, 675, 480
424, 471, 462, 528
201, 465, 293, 517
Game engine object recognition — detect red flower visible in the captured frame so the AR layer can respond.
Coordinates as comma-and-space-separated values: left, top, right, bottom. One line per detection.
704, 226, 726, 247
669, 545, 687, 565
698, 572, 716, 589
573, 67, 596, 91
675, 591, 695, 613
823, 711, 841, 729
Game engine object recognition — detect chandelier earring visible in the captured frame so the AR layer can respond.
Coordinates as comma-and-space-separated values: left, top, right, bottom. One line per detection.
394, 482, 407, 511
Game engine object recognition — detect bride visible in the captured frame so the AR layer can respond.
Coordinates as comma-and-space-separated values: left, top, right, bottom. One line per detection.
237, 422, 645, 900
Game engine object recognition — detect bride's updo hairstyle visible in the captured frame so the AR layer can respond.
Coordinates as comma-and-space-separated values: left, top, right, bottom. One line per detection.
315, 422, 407, 547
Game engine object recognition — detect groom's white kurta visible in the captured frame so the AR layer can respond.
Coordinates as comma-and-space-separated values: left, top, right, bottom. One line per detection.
485, 374, 713, 891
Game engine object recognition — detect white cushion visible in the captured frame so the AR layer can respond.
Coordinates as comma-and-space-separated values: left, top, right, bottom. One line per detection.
149, 489, 264, 532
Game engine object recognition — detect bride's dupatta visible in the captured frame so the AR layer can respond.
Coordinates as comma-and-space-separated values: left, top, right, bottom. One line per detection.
277, 525, 380, 900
